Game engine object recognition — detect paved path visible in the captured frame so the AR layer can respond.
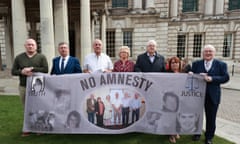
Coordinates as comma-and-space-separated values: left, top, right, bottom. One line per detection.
0, 69, 239, 143
216, 74, 240, 144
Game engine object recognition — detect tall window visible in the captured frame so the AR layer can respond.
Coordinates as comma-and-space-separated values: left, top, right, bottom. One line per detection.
177, 35, 186, 58
106, 30, 116, 57
112, 0, 128, 8
223, 34, 232, 57
142, 0, 146, 10
193, 34, 202, 57
123, 31, 133, 57
229, 0, 240, 10
182, 0, 198, 12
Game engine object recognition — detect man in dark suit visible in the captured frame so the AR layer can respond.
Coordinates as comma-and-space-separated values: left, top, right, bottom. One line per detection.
191, 45, 229, 144
134, 40, 165, 72
51, 42, 82, 75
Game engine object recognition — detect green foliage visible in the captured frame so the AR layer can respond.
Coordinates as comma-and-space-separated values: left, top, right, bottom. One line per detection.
0, 96, 235, 144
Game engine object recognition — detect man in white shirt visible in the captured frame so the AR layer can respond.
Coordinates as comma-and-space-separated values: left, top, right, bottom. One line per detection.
83, 39, 113, 73
112, 92, 122, 124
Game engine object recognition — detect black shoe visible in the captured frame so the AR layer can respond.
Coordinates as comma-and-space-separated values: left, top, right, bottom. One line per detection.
205, 139, 212, 144
192, 135, 201, 141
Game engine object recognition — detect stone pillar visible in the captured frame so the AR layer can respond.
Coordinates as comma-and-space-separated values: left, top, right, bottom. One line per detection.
92, 11, 98, 43
204, 0, 214, 16
133, 0, 142, 10
216, 0, 224, 15
54, 0, 69, 54
115, 27, 122, 58
101, 13, 106, 53
11, 0, 28, 57
40, 0, 55, 69
80, 0, 92, 64
171, 0, 178, 17
5, 16, 13, 68
146, 0, 155, 9
91, 18, 95, 43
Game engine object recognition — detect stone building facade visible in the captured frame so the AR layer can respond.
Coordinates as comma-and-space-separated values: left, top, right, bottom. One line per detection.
0, 0, 240, 71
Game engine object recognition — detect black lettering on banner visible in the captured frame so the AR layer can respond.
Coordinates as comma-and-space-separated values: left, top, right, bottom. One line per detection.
80, 77, 96, 91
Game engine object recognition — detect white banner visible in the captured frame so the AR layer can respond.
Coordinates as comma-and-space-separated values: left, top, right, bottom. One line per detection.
23, 72, 206, 134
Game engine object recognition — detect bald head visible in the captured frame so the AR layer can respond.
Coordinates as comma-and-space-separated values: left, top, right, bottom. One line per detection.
24, 38, 37, 55
93, 39, 103, 56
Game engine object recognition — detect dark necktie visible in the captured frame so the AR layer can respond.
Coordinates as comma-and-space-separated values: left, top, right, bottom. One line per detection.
61, 58, 65, 73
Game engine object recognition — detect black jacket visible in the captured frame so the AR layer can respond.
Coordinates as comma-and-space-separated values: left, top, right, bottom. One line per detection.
134, 52, 166, 72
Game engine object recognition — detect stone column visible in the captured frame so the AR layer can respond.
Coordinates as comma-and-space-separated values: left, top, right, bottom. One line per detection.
146, 0, 155, 9
40, 0, 55, 69
54, 0, 69, 54
204, 0, 214, 16
92, 11, 98, 43
80, 0, 92, 64
133, 0, 142, 11
216, 0, 224, 15
101, 13, 106, 53
115, 27, 122, 58
5, 16, 13, 68
11, 0, 28, 57
171, 0, 178, 17
91, 18, 95, 43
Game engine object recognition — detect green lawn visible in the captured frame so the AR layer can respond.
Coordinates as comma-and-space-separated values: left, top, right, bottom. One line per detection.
0, 96, 235, 144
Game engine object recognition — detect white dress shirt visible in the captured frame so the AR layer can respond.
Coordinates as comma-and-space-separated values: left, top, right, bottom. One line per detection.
83, 53, 113, 73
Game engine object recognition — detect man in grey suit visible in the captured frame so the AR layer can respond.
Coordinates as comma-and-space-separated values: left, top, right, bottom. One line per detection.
134, 40, 165, 72
191, 45, 229, 144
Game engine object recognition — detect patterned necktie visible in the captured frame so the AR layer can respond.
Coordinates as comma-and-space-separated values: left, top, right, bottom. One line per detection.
61, 58, 65, 73
205, 61, 210, 71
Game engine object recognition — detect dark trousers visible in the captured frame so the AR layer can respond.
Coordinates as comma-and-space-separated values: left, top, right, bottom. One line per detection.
205, 97, 219, 140
96, 114, 104, 126
132, 108, 140, 123
122, 107, 129, 125
88, 112, 95, 124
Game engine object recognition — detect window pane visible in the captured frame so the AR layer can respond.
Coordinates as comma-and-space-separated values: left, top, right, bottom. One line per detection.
0, 25, 6, 63
222, 34, 232, 57
112, 0, 128, 8
177, 35, 186, 58
106, 31, 116, 57
193, 34, 202, 57
229, 0, 240, 10
123, 31, 132, 57
182, 0, 198, 12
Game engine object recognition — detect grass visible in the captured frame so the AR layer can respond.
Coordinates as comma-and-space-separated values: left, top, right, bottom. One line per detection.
0, 96, 235, 144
